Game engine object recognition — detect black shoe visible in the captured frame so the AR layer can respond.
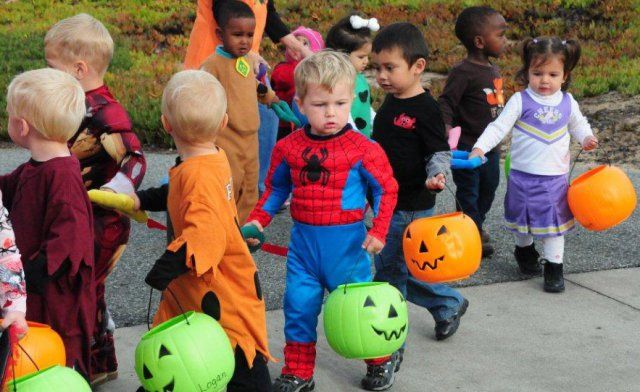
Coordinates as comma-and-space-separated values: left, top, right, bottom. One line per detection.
481, 230, 491, 244
274, 374, 315, 392
482, 243, 494, 258
514, 244, 542, 274
395, 347, 404, 371
435, 298, 469, 341
361, 351, 400, 391
543, 260, 565, 293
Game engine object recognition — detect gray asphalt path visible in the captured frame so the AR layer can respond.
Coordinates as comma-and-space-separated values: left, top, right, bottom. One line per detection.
1, 147, 638, 327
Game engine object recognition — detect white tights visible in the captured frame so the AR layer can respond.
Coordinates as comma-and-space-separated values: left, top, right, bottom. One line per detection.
515, 234, 565, 264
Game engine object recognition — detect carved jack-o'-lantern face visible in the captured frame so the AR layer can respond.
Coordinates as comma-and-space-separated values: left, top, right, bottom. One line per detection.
135, 312, 235, 392
405, 224, 449, 271
403, 212, 482, 284
323, 282, 408, 359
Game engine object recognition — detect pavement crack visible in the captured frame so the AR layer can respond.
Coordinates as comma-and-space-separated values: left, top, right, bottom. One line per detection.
565, 278, 640, 312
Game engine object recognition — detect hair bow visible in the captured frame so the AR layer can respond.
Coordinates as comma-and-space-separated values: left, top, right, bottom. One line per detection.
350, 15, 380, 32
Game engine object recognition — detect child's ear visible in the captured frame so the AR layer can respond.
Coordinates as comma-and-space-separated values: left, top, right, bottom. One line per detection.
215, 27, 224, 42
412, 58, 427, 74
474, 35, 485, 50
18, 118, 30, 138
160, 114, 172, 134
74, 60, 90, 80
294, 96, 304, 116
219, 113, 229, 131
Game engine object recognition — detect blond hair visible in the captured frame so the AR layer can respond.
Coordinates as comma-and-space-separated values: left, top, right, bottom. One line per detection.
294, 50, 356, 100
6, 68, 86, 143
45, 13, 114, 76
162, 70, 227, 143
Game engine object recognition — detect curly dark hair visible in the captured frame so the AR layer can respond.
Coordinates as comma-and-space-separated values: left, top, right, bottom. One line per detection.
455, 6, 500, 51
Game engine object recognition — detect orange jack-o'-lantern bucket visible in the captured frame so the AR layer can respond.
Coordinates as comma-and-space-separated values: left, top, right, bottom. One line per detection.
403, 211, 481, 283
568, 165, 637, 231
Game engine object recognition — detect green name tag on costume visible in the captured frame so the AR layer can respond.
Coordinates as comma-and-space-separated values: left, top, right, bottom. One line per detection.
236, 57, 250, 77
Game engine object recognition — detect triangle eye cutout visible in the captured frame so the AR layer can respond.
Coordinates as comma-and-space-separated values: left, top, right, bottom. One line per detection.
388, 305, 398, 318
159, 345, 171, 358
419, 241, 428, 253
364, 295, 376, 307
437, 225, 448, 235
143, 364, 153, 379
405, 229, 411, 239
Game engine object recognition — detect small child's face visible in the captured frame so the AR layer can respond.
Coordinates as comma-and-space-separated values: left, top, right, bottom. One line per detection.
480, 14, 508, 58
528, 56, 566, 96
217, 17, 256, 58
349, 42, 372, 73
296, 82, 353, 136
372, 47, 424, 98
296, 35, 310, 48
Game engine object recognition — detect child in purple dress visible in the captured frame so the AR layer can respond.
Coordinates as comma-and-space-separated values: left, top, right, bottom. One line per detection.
470, 37, 598, 292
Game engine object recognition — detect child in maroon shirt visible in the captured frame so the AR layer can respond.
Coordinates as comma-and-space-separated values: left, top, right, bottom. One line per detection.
1, 68, 95, 380
45, 14, 146, 384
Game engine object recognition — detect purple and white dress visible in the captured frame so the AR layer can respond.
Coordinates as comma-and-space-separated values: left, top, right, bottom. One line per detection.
474, 88, 594, 238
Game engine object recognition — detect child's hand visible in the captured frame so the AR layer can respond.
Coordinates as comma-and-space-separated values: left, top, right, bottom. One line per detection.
426, 173, 446, 191
1, 311, 28, 339
362, 234, 384, 255
242, 221, 265, 252
129, 193, 141, 211
582, 135, 598, 151
468, 148, 485, 159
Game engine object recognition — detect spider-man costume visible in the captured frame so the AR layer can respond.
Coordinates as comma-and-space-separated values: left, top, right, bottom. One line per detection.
68, 85, 146, 380
248, 125, 398, 380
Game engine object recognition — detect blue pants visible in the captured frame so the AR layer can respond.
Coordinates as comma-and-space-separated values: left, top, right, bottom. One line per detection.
284, 221, 371, 343
258, 103, 279, 194
373, 209, 464, 322
451, 143, 500, 230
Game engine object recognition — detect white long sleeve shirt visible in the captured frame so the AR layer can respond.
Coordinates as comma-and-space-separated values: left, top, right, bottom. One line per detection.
474, 88, 593, 175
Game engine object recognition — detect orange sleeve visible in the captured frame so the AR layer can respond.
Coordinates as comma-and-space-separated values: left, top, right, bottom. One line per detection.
166, 199, 226, 277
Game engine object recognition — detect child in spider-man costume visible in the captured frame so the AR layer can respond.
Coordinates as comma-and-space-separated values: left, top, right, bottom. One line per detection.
245, 51, 398, 391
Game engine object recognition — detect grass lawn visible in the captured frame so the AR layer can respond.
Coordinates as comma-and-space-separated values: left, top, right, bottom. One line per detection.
1, 0, 639, 146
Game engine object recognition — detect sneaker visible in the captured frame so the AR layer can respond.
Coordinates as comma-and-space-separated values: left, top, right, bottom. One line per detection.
435, 298, 469, 341
543, 260, 565, 293
90, 370, 118, 387
361, 351, 400, 391
274, 374, 315, 392
514, 244, 542, 274
482, 242, 494, 258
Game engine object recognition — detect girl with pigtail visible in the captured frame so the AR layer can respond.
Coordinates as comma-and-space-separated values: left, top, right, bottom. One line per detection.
326, 14, 380, 137
470, 37, 598, 292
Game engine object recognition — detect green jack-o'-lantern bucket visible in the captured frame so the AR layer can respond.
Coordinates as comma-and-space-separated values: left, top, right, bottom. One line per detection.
323, 282, 408, 359
8, 365, 91, 391
135, 311, 235, 392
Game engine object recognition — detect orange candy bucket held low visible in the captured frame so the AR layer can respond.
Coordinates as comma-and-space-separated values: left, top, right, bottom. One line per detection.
2, 321, 66, 379
567, 164, 637, 231
402, 211, 482, 283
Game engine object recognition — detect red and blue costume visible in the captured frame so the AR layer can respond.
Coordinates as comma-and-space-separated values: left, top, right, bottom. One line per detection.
248, 125, 397, 380
69, 85, 146, 380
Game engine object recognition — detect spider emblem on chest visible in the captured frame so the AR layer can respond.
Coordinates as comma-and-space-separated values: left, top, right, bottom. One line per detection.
300, 147, 330, 186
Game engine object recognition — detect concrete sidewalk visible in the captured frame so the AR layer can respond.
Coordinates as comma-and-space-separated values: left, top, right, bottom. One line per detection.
99, 268, 640, 392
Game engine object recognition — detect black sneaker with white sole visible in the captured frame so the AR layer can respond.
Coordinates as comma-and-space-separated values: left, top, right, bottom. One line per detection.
361, 351, 401, 391
273, 374, 315, 392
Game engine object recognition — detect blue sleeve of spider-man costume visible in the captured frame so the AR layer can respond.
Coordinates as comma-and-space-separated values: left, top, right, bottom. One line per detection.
247, 141, 292, 226
359, 141, 398, 242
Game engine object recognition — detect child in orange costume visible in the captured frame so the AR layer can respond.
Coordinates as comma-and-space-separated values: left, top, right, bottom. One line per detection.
133, 70, 273, 390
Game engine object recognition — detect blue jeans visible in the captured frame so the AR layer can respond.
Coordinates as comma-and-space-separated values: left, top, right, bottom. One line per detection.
373, 209, 464, 322
451, 143, 500, 230
258, 102, 279, 194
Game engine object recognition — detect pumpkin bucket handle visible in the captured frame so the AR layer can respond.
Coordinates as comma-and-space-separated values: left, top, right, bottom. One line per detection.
145, 287, 191, 331
568, 143, 611, 183
443, 181, 468, 218
10, 336, 41, 391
